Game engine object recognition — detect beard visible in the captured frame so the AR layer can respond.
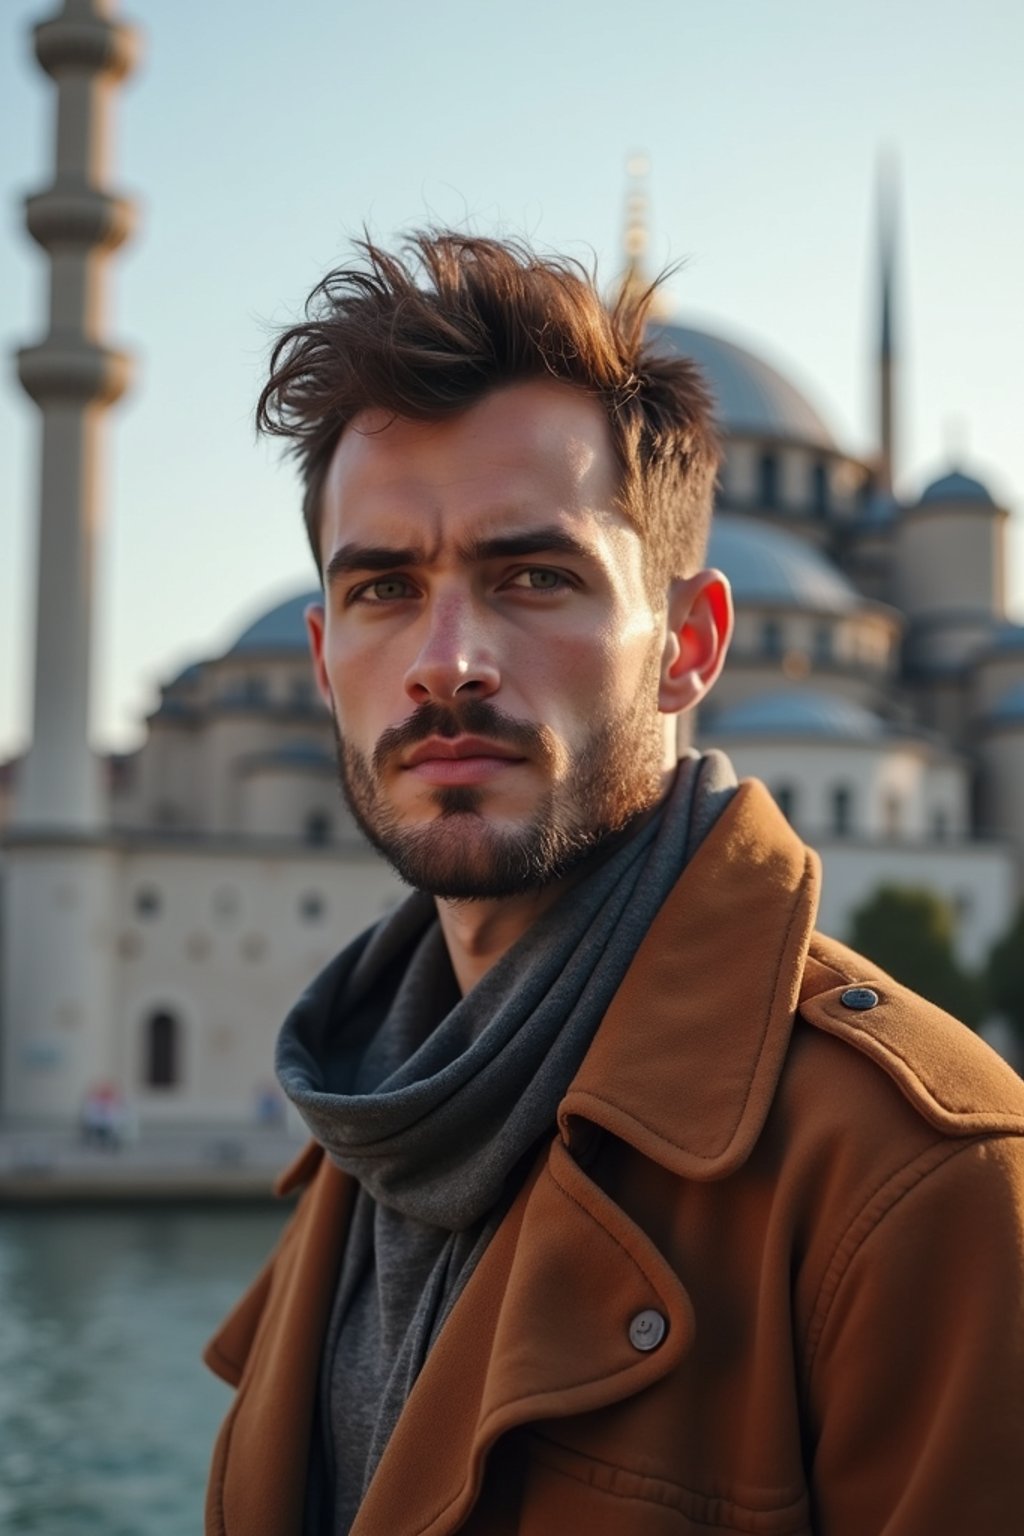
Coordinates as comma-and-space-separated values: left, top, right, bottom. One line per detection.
330, 655, 666, 900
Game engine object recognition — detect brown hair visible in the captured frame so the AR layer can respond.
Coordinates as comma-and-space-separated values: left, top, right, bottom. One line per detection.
256, 230, 719, 591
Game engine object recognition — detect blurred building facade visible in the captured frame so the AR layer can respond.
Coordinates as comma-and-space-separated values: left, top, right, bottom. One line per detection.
2, 10, 1022, 1127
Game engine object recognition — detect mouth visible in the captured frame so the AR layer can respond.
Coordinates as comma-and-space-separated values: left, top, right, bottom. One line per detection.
403, 735, 528, 786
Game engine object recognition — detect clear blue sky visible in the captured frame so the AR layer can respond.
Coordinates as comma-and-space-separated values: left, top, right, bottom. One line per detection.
2, 0, 1022, 755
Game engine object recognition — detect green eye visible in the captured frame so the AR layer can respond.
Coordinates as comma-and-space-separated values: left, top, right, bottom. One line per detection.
365, 577, 412, 601
509, 568, 569, 591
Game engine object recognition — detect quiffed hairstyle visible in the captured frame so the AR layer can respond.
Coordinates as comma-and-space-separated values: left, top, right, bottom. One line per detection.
256, 230, 719, 590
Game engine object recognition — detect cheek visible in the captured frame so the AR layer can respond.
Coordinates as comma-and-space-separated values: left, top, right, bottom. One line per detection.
321, 631, 385, 731
533, 621, 656, 725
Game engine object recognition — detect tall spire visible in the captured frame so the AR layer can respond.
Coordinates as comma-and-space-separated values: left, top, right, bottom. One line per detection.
14, 0, 139, 831
876, 150, 899, 495
617, 153, 671, 318
620, 152, 651, 306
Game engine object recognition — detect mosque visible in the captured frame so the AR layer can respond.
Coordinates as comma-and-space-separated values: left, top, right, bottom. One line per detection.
3, 1, 1023, 1130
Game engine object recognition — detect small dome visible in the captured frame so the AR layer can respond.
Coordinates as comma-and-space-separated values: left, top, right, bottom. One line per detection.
990, 623, 1024, 652
988, 682, 1024, 726
919, 469, 995, 507
167, 661, 202, 689
650, 324, 837, 451
229, 590, 320, 654
708, 514, 860, 613
711, 690, 886, 742
859, 490, 901, 527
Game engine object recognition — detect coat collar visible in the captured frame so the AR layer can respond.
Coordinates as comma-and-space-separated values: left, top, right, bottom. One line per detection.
559, 778, 821, 1180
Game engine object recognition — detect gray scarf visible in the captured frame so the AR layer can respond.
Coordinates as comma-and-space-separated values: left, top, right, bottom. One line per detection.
277, 750, 737, 1533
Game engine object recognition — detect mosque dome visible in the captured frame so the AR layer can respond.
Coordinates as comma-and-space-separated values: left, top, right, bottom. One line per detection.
228, 591, 320, 654
987, 682, 1024, 726
918, 469, 996, 507
650, 323, 837, 452
991, 624, 1024, 652
167, 661, 202, 689
707, 514, 860, 612
711, 690, 886, 742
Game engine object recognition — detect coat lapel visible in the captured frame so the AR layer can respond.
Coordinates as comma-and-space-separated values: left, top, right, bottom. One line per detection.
352, 1137, 695, 1536
562, 779, 820, 1177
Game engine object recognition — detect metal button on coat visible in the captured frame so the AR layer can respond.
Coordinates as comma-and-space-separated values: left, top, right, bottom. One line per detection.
841, 986, 879, 1011
628, 1309, 667, 1352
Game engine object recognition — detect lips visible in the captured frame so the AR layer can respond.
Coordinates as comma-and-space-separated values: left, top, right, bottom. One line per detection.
403, 736, 526, 769
402, 735, 527, 786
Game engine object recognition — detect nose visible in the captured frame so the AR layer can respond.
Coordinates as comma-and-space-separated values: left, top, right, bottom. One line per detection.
403, 593, 501, 706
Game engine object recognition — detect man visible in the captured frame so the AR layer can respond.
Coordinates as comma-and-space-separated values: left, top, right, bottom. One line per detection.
205, 233, 1024, 1535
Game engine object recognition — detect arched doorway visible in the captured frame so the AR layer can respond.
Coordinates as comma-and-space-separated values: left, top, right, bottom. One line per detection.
144, 1009, 180, 1088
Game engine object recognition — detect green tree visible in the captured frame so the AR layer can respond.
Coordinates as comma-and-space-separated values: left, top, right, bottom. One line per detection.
848, 884, 985, 1027
987, 901, 1024, 1048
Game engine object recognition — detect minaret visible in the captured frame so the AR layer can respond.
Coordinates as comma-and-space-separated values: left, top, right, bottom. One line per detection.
616, 154, 671, 319
876, 154, 898, 496
14, 0, 139, 832
619, 153, 652, 306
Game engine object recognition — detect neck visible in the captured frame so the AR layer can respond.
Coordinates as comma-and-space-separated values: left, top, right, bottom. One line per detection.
435, 882, 570, 996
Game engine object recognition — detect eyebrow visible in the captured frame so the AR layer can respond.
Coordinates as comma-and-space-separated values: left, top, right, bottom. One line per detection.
462, 527, 595, 563
325, 544, 422, 585
324, 525, 596, 586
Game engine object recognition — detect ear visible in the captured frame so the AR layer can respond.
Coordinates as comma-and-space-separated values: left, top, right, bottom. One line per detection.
304, 600, 334, 713
658, 569, 733, 715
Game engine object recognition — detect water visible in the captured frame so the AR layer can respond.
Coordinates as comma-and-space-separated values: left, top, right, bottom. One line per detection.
0, 1206, 289, 1535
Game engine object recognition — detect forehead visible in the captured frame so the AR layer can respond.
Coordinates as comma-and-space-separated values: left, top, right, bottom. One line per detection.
319, 379, 623, 554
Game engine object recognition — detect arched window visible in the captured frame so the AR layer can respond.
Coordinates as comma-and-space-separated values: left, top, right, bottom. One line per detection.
145, 1010, 180, 1089
811, 462, 829, 517
134, 885, 162, 920
884, 793, 903, 839
305, 810, 332, 846
761, 618, 784, 659
831, 785, 854, 837
299, 891, 326, 923
813, 624, 833, 664
774, 784, 797, 823
758, 452, 778, 508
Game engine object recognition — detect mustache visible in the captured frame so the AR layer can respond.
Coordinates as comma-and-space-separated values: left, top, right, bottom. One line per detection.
372, 699, 554, 776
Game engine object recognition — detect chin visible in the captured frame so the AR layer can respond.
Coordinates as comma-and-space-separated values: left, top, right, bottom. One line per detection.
375, 805, 617, 901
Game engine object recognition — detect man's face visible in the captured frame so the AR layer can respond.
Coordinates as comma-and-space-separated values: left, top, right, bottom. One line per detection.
306, 379, 675, 899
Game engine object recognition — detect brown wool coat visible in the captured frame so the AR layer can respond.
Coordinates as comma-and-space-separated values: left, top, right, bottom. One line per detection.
204, 781, 1024, 1536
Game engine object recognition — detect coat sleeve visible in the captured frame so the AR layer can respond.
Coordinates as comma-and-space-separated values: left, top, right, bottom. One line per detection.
806, 1133, 1024, 1535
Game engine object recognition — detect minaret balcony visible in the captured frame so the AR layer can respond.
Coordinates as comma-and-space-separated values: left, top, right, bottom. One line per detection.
34, 13, 138, 82
25, 186, 135, 253
17, 337, 133, 406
